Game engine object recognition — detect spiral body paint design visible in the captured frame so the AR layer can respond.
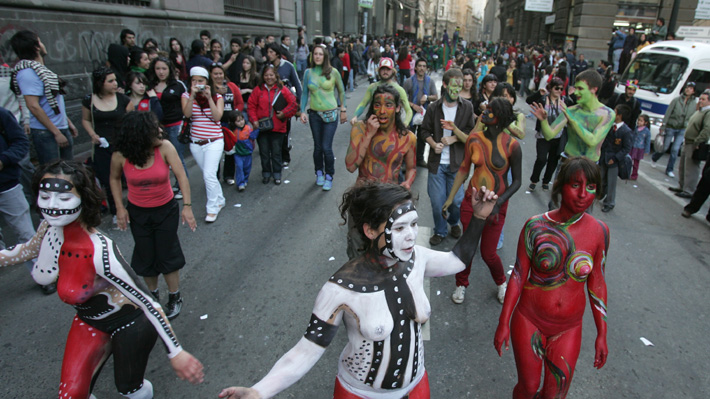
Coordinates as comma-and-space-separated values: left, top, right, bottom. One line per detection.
524, 215, 594, 290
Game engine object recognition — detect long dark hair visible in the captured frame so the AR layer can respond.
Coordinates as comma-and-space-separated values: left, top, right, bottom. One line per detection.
33, 161, 104, 229
168, 37, 185, 65
311, 44, 333, 80
115, 111, 161, 168
366, 85, 408, 137
397, 45, 409, 63
125, 71, 148, 96
148, 57, 177, 87
551, 156, 602, 207
340, 182, 413, 250
487, 97, 516, 129
462, 68, 478, 101
92, 66, 115, 95
240, 55, 259, 88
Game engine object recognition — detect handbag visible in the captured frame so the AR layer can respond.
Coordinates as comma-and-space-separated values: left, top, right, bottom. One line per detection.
317, 109, 338, 123
177, 118, 192, 144
653, 131, 665, 153
257, 88, 282, 132
692, 142, 710, 161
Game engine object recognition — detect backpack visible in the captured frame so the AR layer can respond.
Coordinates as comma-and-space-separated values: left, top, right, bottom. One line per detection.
618, 153, 633, 180
222, 126, 237, 153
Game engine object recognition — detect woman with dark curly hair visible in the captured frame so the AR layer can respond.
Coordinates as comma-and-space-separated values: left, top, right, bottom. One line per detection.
109, 111, 195, 319
0, 160, 204, 399
443, 97, 522, 305
219, 182, 498, 399
81, 66, 134, 223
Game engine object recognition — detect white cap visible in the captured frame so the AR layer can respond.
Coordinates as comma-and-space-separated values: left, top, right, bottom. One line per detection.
190, 66, 209, 78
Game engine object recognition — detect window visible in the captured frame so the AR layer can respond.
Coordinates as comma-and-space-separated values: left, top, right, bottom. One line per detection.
685, 69, 710, 96
622, 53, 688, 94
71, 0, 150, 5
224, 0, 274, 19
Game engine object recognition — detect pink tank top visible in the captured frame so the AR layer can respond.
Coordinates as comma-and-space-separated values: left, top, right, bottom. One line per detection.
124, 146, 174, 208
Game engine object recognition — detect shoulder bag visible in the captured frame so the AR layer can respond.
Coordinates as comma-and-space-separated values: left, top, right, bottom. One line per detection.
257, 89, 281, 132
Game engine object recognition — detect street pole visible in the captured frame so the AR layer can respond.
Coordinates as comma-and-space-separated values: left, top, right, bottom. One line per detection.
435, 0, 440, 41
668, 0, 680, 38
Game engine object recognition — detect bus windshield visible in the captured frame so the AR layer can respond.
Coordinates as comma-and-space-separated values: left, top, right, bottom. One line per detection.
621, 53, 689, 94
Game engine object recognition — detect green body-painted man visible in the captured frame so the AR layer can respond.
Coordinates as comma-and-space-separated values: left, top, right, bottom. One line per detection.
531, 70, 615, 163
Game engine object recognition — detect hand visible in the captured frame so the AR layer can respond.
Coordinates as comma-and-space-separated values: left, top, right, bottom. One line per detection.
494, 322, 510, 356
471, 186, 499, 220
182, 207, 197, 232
608, 159, 614, 165
300, 113, 308, 124
350, 116, 358, 125
420, 94, 428, 105
440, 119, 457, 131
441, 135, 457, 146
539, 88, 548, 96
340, 110, 348, 124
594, 336, 608, 369
55, 132, 69, 147
529, 102, 548, 121
567, 86, 575, 96
89, 134, 101, 145
400, 180, 412, 190
117, 87, 125, 94
170, 350, 204, 384
69, 122, 79, 137
147, 89, 157, 97
0, 160, 4, 172
230, 53, 238, 62
412, 104, 423, 114
442, 199, 453, 219
275, 110, 286, 121
218, 387, 261, 399
115, 207, 129, 231
432, 142, 444, 154
366, 114, 380, 136
23, 124, 30, 136
202, 84, 212, 97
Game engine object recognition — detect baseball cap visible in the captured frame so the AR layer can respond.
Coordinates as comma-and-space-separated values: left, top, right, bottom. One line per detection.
190, 66, 209, 78
379, 57, 395, 70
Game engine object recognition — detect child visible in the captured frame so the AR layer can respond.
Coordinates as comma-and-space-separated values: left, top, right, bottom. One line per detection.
630, 114, 651, 180
226, 111, 256, 191
600, 104, 633, 212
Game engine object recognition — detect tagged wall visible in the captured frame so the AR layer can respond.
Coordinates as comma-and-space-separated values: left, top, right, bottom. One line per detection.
0, 5, 297, 153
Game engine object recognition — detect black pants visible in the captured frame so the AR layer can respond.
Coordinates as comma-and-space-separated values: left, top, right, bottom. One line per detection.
684, 159, 710, 216
127, 199, 185, 276
259, 130, 284, 179
530, 138, 562, 184
412, 125, 426, 165
281, 118, 292, 163
91, 145, 117, 215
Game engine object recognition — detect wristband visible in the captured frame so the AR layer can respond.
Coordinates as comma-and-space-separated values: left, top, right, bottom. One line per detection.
183, 203, 192, 207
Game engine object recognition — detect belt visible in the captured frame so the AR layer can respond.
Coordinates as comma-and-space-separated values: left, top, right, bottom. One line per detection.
191, 138, 221, 146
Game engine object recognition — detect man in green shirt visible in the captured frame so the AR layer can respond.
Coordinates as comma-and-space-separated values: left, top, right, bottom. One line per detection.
351, 57, 412, 126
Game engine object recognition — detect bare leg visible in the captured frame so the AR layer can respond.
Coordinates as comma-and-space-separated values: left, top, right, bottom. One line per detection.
163, 270, 180, 292
510, 311, 544, 398
143, 276, 159, 291
539, 324, 582, 399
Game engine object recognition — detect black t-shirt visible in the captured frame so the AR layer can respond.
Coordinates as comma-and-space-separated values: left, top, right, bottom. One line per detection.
82, 93, 131, 144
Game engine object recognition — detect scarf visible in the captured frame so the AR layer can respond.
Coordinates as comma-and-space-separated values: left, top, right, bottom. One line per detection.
11, 60, 65, 115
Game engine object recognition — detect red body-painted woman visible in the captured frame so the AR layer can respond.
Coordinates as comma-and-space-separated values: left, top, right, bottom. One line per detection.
494, 157, 609, 399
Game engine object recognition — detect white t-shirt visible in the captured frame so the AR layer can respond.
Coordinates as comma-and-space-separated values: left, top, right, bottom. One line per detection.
441, 102, 458, 165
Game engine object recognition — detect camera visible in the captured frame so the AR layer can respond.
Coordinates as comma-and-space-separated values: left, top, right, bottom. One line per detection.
196, 84, 205, 91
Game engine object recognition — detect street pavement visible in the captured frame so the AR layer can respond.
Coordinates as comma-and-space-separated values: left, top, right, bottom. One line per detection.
1, 72, 709, 398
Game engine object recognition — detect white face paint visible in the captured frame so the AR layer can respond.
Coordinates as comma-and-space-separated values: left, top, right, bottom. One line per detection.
384, 210, 418, 262
37, 178, 82, 227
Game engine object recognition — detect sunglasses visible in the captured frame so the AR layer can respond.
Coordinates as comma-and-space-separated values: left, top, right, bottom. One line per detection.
553, 86, 563, 90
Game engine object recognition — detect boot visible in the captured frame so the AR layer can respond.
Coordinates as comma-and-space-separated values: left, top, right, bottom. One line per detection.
165, 291, 183, 320
150, 289, 160, 302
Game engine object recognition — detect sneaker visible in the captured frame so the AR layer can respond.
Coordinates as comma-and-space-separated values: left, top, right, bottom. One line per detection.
528, 182, 536, 191
452, 286, 466, 304
205, 213, 218, 222
316, 170, 325, 186
226, 179, 236, 185
667, 171, 675, 178
165, 292, 183, 320
323, 175, 333, 191
450, 224, 462, 239
174, 190, 183, 200
429, 234, 444, 246
274, 179, 282, 185
668, 186, 682, 193
651, 161, 658, 168
282, 161, 290, 167
41, 283, 57, 295
497, 282, 507, 304
681, 209, 692, 218
542, 183, 550, 191
237, 184, 246, 192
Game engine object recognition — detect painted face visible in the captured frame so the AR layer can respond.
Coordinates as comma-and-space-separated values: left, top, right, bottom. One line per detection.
37, 175, 82, 227
382, 201, 418, 262
373, 92, 399, 128
573, 80, 595, 106
130, 78, 146, 96
560, 170, 596, 215
445, 78, 463, 101
481, 106, 498, 125
313, 47, 325, 65
154, 60, 170, 82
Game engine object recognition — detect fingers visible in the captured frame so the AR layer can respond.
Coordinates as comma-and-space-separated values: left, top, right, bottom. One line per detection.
218, 388, 236, 398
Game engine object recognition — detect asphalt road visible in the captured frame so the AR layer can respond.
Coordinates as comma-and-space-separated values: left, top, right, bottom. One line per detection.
1, 73, 709, 399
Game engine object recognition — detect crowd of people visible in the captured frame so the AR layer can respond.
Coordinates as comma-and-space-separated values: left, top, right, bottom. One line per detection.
0, 21, 707, 399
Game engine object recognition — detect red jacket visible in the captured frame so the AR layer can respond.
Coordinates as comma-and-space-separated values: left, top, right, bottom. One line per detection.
247, 84, 298, 133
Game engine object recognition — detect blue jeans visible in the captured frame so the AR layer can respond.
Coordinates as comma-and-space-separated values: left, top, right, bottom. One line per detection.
651, 127, 684, 173
31, 128, 73, 165
0, 184, 36, 273
165, 123, 188, 178
297, 59, 308, 82
309, 111, 338, 176
427, 164, 465, 237
348, 69, 354, 92
233, 153, 253, 186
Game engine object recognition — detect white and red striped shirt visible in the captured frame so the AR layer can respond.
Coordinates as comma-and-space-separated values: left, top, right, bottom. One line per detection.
182, 92, 223, 140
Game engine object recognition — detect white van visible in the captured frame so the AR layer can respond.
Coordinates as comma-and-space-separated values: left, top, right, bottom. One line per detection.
616, 40, 710, 147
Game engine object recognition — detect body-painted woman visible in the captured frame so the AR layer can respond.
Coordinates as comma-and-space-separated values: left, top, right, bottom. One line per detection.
443, 97, 523, 304
219, 182, 499, 399
494, 157, 609, 399
0, 160, 203, 398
